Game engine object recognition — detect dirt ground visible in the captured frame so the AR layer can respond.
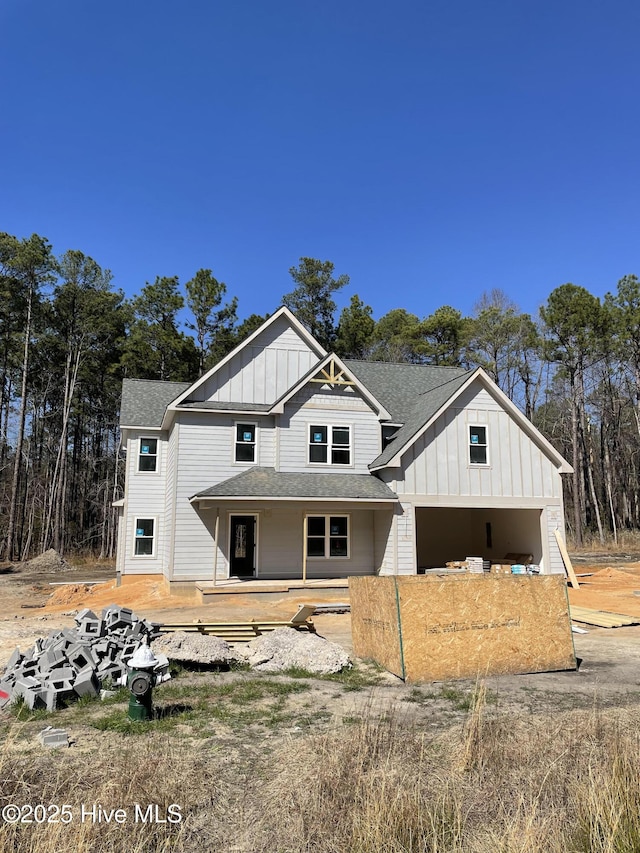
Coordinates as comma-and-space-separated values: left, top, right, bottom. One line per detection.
4, 556, 640, 717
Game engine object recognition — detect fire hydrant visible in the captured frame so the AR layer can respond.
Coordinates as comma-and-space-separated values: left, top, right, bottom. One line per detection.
127, 642, 159, 721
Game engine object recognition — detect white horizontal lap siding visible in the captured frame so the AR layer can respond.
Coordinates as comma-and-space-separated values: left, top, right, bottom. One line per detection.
260, 506, 375, 579
280, 386, 380, 473
122, 430, 167, 574
545, 505, 566, 575
170, 412, 271, 577
374, 507, 395, 575
197, 317, 319, 404
395, 503, 415, 575
397, 393, 562, 501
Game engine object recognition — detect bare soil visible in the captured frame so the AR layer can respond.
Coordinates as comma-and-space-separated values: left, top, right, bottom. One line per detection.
2, 555, 640, 721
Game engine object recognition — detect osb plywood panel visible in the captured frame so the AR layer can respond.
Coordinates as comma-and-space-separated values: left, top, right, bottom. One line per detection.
396, 575, 575, 682
349, 577, 404, 679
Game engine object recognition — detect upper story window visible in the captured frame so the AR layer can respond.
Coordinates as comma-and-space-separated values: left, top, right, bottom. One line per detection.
309, 425, 351, 465
381, 424, 400, 450
469, 425, 488, 465
235, 423, 256, 463
138, 438, 158, 472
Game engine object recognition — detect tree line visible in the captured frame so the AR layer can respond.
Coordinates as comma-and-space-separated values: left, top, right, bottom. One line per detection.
1, 231, 638, 560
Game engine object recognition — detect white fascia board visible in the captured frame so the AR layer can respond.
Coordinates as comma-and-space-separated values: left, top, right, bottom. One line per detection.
191, 495, 398, 507
370, 368, 573, 474
269, 352, 392, 420
160, 307, 327, 430
112, 498, 125, 507
119, 425, 162, 432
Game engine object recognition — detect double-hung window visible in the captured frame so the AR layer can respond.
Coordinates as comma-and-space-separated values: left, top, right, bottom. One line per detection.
306, 515, 349, 558
138, 438, 158, 472
309, 425, 351, 465
469, 425, 488, 465
235, 423, 256, 463
134, 518, 155, 556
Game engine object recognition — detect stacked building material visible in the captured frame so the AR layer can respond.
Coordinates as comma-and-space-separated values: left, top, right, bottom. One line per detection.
0, 605, 169, 712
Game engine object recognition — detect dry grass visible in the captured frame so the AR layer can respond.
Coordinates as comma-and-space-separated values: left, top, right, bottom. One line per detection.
567, 529, 640, 555
2, 684, 640, 852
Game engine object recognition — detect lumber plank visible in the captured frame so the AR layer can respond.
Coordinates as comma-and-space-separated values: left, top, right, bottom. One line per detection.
554, 529, 580, 589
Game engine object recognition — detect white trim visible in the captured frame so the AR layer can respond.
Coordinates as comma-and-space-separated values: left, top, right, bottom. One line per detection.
371, 368, 573, 474
137, 436, 160, 474
468, 423, 489, 467
162, 307, 327, 428
307, 423, 353, 467
233, 420, 259, 466
132, 516, 157, 558
192, 496, 397, 507
270, 352, 391, 419
227, 512, 259, 577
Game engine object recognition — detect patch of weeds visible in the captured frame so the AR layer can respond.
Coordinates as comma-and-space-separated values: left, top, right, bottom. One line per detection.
437, 684, 498, 711
10, 698, 52, 722
294, 710, 332, 729
321, 665, 383, 692
97, 687, 129, 705
342, 715, 362, 725
403, 687, 437, 703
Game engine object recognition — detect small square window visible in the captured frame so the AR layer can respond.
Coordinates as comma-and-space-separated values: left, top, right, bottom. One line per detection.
306, 515, 349, 559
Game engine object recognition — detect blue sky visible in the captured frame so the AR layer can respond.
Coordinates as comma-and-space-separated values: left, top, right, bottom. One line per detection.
2, 0, 639, 326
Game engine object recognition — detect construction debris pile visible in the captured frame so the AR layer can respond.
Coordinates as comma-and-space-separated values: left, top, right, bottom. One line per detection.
152, 627, 352, 675
0, 605, 169, 712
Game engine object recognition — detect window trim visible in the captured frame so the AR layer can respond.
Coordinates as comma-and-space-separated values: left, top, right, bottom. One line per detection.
307, 424, 352, 467
305, 513, 350, 560
468, 424, 489, 466
137, 437, 159, 473
133, 516, 156, 558
234, 421, 258, 465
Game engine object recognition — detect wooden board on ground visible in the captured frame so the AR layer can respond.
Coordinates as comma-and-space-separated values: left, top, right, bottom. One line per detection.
569, 605, 640, 628
349, 574, 576, 682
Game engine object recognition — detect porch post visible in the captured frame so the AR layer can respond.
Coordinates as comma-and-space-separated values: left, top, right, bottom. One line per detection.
213, 508, 219, 586
302, 514, 308, 584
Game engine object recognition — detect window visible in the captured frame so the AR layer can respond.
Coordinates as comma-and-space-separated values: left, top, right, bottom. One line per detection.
134, 518, 154, 556
235, 423, 256, 463
469, 425, 488, 465
306, 515, 349, 558
381, 424, 400, 449
309, 425, 351, 465
138, 438, 158, 472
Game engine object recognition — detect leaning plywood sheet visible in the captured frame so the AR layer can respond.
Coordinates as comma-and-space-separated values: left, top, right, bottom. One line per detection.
350, 575, 576, 683
349, 577, 404, 679
396, 575, 575, 681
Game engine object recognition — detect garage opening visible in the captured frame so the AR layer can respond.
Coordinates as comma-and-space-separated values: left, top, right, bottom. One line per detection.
415, 507, 543, 571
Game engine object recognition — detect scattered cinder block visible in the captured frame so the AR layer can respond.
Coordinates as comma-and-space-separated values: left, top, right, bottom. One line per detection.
67, 644, 96, 672
4, 648, 23, 674
73, 668, 100, 698
38, 727, 68, 748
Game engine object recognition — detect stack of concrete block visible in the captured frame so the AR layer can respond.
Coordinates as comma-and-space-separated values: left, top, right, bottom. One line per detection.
0, 605, 169, 713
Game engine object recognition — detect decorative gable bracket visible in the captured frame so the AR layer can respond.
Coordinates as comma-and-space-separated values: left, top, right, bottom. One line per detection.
309, 358, 355, 387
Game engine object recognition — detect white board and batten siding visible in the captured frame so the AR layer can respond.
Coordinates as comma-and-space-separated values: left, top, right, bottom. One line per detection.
121, 430, 168, 575
279, 385, 380, 474
398, 384, 562, 501
189, 315, 319, 406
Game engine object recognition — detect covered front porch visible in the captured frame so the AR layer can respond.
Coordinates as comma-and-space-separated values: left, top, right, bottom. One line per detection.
184, 467, 398, 585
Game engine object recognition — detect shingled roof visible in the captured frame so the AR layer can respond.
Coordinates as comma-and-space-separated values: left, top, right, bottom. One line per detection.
191, 467, 398, 502
120, 379, 191, 427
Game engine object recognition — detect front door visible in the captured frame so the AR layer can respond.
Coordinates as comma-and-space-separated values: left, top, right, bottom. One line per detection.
229, 515, 256, 577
